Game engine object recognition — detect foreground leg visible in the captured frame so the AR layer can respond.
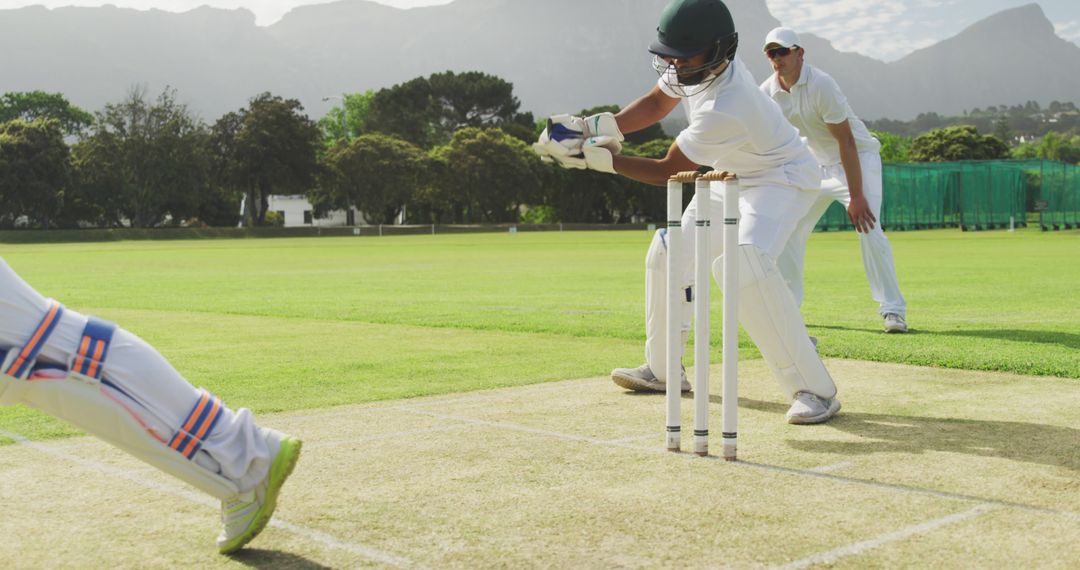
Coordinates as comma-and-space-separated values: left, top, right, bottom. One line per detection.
714, 245, 841, 424
0, 293, 301, 553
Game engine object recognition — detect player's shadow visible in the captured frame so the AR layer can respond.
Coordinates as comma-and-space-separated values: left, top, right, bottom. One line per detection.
921, 328, 1080, 350
228, 549, 334, 570
737, 397, 1080, 472
809, 323, 1080, 349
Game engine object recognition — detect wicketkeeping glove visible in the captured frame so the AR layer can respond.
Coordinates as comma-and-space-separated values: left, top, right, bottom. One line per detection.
545, 136, 620, 174
533, 114, 588, 159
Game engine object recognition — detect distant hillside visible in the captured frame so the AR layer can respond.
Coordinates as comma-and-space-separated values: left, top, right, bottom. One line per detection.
0, 1, 1076, 122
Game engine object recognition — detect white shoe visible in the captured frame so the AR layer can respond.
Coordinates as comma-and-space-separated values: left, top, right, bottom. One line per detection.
217, 430, 303, 554
785, 391, 841, 425
884, 313, 908, 333
611, 364, 691, 393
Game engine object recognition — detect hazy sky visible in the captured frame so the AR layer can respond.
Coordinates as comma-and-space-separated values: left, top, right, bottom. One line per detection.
1, 0, 1077, 61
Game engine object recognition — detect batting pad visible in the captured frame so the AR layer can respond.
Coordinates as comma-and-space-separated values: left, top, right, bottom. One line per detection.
714, 245, 837, 400
0, 369, 240, 499
645, 228, 693, 381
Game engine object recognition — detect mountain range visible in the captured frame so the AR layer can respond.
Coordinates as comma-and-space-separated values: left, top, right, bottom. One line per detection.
0, 0, 1077, 123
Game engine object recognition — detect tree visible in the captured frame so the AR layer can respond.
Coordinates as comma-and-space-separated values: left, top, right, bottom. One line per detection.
0, 92, 94, 137
1012, 132, 1080, 164
431, 127, 543, 223
909, 125, 1010, 162
312, 133, 426, 224
993, 116, 1014, 147
363, 71, 535, 148
318, 90, 375, 148
428, 71, 524, 141
910, 112, 947, 133
0, 119, 71, 229
365, 77, 438, 148
212, 93, 321, 226
72, 86, 210, 228
872, 130, 912, 162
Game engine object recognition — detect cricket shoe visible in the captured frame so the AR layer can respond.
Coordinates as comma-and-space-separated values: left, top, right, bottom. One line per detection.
217, 430, 303, 554
883, 313, 908, 333
611, 364, 690, 393
785, 391, 841, 425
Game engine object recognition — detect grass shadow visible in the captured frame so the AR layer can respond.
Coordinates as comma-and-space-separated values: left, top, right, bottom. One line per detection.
810, 323, 1080, 349
228, 549, 333, 569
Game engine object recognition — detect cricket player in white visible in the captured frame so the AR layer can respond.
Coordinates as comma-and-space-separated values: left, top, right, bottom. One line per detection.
536, 0, 840, 424
760, 27, 908, 333
0, 257, 301, 554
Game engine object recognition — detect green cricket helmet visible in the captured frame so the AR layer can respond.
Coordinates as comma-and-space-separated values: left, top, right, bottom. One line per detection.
649, 0, 739, 91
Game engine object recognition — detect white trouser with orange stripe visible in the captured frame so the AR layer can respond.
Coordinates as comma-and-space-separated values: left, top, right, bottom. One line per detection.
0, 258, 272, 499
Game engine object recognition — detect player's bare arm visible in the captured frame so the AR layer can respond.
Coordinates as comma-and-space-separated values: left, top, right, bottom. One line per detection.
827, 119, 875, 233
611, 140, 699, 186
614, 85, 681, 135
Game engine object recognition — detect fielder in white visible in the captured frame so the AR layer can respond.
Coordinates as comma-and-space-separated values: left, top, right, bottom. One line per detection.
760, 27, 909, 333
535, 0, 840, 424
0, 257, 301, 554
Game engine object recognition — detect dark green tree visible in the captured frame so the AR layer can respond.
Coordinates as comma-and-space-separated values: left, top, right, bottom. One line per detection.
313, 133, 426, 224
365, 78, 438, 148
0, 118, 71, 229
0, 92, 94, 137
909, 125, 1010, 162
428, 71, 523, 140
72, 86, 210, 227
363, 71, 534, 148
993, 116, 1014, 147
431, 127, 543, 223
212, 93, 321, 226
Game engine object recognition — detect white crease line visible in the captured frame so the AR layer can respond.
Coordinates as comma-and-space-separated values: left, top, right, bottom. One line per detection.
807, 461, 854, 473
393, 408, 1080, 522
773, 504, 1002, 570
0, 430, 417, 569
271, 520, 417, 568
601, 433, 657, 445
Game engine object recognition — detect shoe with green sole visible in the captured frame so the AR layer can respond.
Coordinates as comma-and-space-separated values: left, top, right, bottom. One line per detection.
217, 433, 303, 554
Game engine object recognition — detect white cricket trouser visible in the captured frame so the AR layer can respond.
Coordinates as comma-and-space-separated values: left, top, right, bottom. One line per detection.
776, 152, 907, 317
0, 258, 272, 492
645, 183, 818, 382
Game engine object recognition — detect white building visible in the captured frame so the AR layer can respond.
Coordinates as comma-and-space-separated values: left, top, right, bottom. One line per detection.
267, 195, 358, 227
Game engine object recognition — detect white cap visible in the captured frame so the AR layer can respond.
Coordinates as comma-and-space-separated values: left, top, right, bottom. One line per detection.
763, 27, 800, 51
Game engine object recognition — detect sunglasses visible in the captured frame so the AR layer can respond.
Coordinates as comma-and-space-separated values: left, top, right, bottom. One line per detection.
766, 46, 796, 59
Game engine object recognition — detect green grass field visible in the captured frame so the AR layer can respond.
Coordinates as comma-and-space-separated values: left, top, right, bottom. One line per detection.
1, 228, 1079, 568
1, 227, 1077, 440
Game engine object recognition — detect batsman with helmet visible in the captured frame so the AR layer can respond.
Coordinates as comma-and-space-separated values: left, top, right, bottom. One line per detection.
536, 0, 841, 424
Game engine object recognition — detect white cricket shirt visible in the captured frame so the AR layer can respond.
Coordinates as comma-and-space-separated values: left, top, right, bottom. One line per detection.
760, 63, 881, 166
658, 58, 819, 190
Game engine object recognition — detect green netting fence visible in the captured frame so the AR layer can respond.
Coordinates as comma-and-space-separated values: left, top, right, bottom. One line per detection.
814, 160, 1080, 232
